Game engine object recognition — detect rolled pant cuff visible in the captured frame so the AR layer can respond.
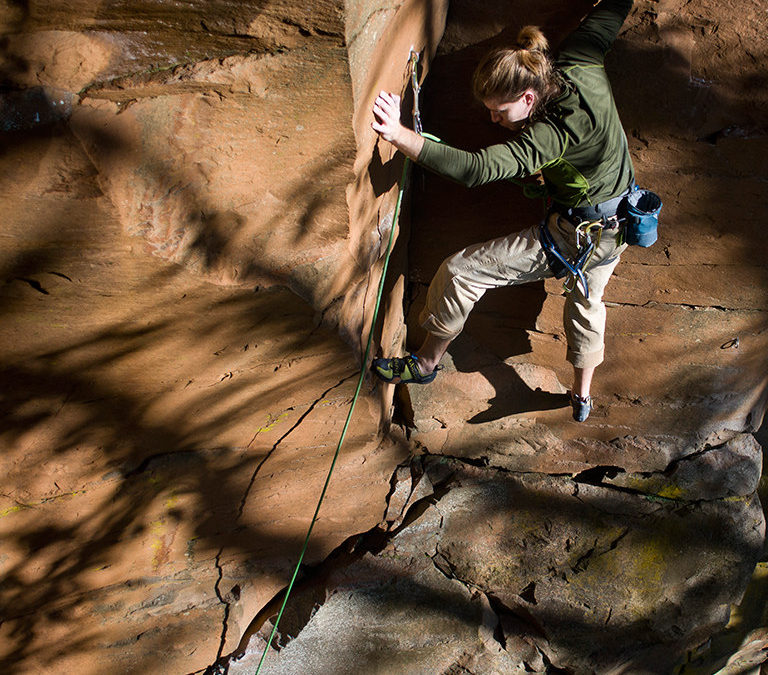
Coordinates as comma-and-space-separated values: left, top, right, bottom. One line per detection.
567, 347, 604, 369
419, 311, 463, 341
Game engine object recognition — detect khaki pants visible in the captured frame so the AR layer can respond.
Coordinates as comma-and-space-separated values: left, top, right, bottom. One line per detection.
419, 212, 627, 369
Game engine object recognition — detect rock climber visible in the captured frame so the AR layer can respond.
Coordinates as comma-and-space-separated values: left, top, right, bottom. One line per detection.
370, 0, 636, 422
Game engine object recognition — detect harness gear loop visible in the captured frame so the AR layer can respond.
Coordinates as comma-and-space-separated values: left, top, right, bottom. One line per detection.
253, 51, 425, 675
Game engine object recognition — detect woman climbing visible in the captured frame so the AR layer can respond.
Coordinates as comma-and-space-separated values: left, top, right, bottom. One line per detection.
371, 0, 636, 422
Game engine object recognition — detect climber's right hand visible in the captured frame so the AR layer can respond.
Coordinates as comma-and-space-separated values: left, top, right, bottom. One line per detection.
372, 91, 404, 143
371, 90, 425, 160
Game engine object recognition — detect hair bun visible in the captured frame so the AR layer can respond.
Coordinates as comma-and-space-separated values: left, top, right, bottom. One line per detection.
517, 25, 549, 53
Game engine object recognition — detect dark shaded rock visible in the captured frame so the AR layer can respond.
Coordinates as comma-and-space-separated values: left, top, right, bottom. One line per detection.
605, 433, 763, 501
235, 452, 764, 673
433, 464, 763, 673
231, 498, 538, 674
0, 86, 74, 131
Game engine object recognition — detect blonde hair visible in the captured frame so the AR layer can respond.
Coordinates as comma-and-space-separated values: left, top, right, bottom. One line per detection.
472, 26, 561, 117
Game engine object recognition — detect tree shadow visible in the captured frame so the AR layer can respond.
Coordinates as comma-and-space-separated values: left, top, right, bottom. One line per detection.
1, 1, 766, 674
0, 13, 366, 671
216, 456, 764, 673
0, 251, 368, 671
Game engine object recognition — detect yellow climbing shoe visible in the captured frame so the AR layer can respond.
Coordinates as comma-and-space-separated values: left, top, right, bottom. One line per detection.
372, 354, 440, 384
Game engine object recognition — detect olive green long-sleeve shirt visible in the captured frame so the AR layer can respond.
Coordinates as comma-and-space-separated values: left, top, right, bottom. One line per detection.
417, 0, 635, 208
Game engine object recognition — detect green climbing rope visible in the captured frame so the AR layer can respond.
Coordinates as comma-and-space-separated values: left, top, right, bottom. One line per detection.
253, 53, 426, 675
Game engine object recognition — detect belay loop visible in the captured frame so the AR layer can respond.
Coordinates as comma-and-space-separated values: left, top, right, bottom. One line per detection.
538, 218, 598, 299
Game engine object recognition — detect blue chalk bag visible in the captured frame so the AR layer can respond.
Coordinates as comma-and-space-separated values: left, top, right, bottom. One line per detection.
620, 188, 662, 247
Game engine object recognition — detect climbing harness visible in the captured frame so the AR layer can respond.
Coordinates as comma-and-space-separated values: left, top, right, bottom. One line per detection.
538, 216, 605, 299
253, 50, 426, 675
539, 184, 662, 297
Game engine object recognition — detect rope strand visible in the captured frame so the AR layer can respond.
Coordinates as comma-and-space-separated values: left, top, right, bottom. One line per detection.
252, 52, 423, 675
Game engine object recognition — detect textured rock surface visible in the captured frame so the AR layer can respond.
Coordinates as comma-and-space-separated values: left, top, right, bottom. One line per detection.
1, 0, 767, 673
0, 2, 423, 673
228, 450, 764, 673
0, 126, 403, 672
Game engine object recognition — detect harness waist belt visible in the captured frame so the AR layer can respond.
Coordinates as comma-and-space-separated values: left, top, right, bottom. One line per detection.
558, 187, 632, 223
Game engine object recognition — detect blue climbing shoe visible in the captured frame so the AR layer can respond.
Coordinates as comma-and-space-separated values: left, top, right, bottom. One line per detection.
372, 354, 440, 384
571, 393, 592, 422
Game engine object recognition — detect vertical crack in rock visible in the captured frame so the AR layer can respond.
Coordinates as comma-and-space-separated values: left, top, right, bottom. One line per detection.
201, 371, 357, 672
236, 371, 358, 520
360, 198, 397, 360
212, 550, 231, 662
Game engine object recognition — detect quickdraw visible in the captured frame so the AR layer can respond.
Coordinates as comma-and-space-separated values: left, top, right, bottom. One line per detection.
538, 216, 608, 299
410, 50, 423, 135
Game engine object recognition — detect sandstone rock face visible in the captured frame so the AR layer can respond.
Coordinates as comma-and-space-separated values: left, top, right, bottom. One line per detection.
0, 0, 447, 672
1, 0, 766, 673
228, 449, 764, 674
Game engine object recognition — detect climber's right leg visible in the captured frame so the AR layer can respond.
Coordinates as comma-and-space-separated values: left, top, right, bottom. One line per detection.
373, 225, 549, 384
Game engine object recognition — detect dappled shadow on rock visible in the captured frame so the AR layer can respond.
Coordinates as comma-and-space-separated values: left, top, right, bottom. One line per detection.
0, 123, 396, 672
224, 451, 764, 674
406, 0, 768, 443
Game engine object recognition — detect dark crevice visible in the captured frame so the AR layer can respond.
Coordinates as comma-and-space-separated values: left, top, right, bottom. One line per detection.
279, 17, 344, 41
572, 465, 624, 485
431, 546, 460, 581
491, 609, 507, 650
48, 271, 73, 281
572, 478, 677, 505
660, 442, 722, 476
540, 650, 574, 674
381, 457, 430, 524
14, 277, 49, 294
207, 458, 458, 671
212, 550, 232, 662
519, 581, 537, 605
392, 382, 415, 430
419, 449, 492, 469
571, 542, 597, 574
486, 593, 550, 641
603, 528, 631, 554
